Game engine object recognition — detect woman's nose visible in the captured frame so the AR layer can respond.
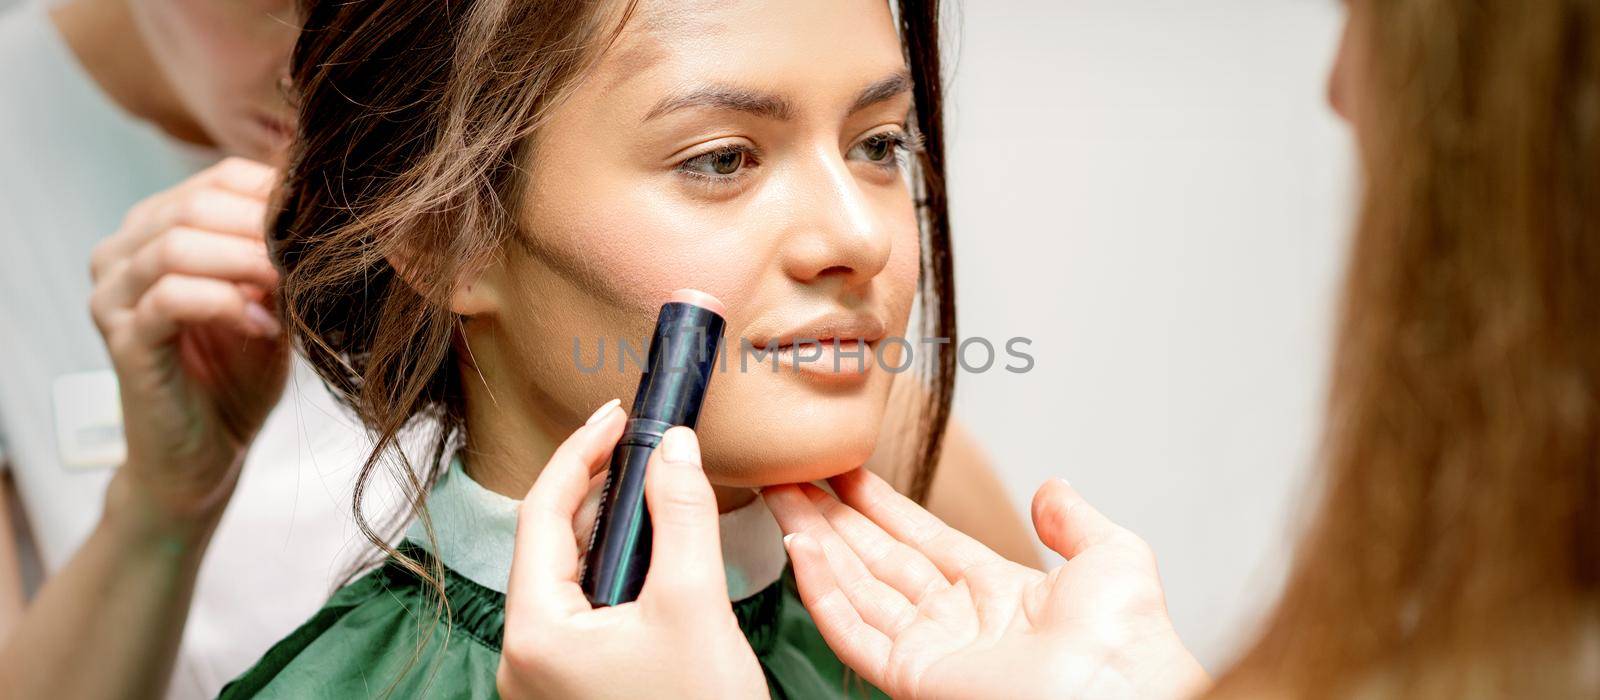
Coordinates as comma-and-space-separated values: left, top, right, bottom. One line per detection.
779, 151, 893, 289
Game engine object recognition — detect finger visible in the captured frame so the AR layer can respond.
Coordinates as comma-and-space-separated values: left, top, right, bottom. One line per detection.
506, 400, 625, 623
1031, 478, 1121, 560
825, 467, 1002, 581
572, 470, 607, 556
638, 427, 730, 614
762, 484, 920, 637
795, 483, 947, 605
194, 157, 279, 198
92, 163, 275, 282
781, 531, 894, 686
149, 187, 273, 239
108, 229, 278, 309
96, 189, 272, 277
127, 274, 277, 348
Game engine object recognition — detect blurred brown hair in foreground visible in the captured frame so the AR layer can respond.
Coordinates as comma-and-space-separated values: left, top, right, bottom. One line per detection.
1210, 1, 1600, 697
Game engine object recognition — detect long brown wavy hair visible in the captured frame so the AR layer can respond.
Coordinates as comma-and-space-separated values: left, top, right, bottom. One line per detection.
1211, 1, 1600, 697
271, 0, 955, 596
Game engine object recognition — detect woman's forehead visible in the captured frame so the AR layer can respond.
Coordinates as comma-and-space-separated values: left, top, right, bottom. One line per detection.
591, 0, 906, 106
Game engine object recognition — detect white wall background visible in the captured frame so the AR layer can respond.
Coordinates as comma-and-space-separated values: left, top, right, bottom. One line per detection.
944, 0, 1354, 670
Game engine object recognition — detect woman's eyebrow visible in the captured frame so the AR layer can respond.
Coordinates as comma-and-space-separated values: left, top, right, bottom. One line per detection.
643, 85, 792, 122
641, 69, 914, 123
848, 71, 912, 114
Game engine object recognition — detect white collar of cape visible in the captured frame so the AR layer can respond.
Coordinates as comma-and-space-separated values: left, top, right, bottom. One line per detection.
403, 454, 789, 602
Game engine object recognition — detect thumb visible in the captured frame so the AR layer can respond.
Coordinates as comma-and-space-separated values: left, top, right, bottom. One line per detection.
639, 427, 730, 612
1031, 478, 1122, 560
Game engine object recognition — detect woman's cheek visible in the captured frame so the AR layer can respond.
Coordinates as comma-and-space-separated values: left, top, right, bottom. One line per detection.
544, 194, 767, 315
884, 220, 922, 332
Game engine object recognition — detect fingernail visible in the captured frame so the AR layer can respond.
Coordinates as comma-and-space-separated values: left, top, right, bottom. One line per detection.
245, 302, 282, 337
782, 533, 797, 549
584, 398, 621, 425
659, 427, 700, 466
1054, 477, 1071, 487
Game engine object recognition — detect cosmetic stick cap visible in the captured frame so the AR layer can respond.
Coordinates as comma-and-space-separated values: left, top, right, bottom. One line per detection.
630, 290, 726, 428
669, 288, 726, 316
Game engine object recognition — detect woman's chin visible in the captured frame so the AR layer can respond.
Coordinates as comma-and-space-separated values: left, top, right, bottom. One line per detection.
695, 386, 890, 487
702, 434, 879, 488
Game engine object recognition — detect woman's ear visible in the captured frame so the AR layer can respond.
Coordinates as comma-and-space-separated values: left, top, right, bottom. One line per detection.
449, 273, 501, 317
448, 256, 507, 317
385, 249, 504, 317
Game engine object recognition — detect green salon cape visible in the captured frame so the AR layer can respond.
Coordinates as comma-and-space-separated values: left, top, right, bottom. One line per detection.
218, 458, 887, 699
216, 546, 886, 699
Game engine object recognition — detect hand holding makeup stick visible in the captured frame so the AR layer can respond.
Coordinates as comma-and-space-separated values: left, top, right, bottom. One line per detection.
761, 470, 1210, 700
499, 404, 768, 700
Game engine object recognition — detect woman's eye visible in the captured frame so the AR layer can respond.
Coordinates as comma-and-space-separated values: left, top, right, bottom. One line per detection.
850, 130, 918, 169
860, 134, 896, 162
679, 146, 754, 178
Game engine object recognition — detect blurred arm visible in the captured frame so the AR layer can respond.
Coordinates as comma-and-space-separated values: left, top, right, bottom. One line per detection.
0, 469, 215, 699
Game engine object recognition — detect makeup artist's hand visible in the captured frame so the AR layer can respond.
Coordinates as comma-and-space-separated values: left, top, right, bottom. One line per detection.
499, 402, 768, 700
88, 157, 286, 533
762, 470, 1209, 700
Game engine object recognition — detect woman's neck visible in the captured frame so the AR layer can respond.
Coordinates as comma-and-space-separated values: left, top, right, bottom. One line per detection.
50, 0, 212, 148
460, 379, 757, 514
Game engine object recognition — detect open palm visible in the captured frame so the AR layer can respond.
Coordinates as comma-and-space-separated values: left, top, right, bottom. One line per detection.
761, 469, 1207, 700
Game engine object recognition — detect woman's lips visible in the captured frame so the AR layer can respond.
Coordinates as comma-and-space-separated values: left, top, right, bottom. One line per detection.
748, 312, 887, 379
750, 312, 887, 351
253, 113, 294, 142
764, 339, 878, 378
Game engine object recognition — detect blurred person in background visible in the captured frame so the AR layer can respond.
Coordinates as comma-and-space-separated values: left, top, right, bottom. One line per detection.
0, 1, 384, 697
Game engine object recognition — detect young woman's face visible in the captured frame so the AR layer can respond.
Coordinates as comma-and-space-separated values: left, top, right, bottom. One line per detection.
128, 0, 298, 161
469, 0, 922, 486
